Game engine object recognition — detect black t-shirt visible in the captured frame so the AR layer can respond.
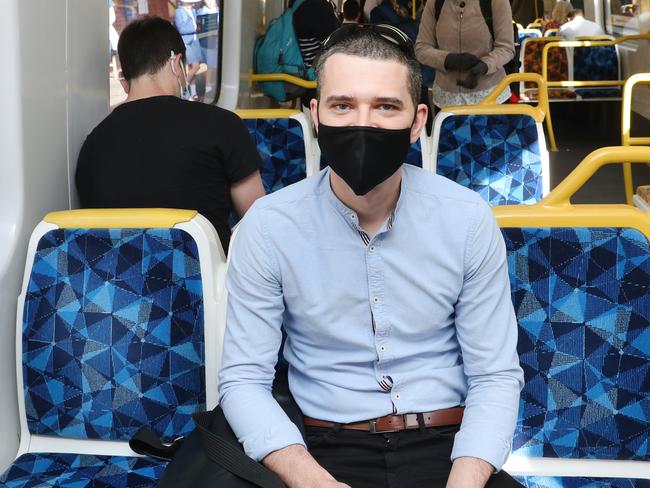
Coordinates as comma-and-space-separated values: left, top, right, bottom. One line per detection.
75, 96, 262, 252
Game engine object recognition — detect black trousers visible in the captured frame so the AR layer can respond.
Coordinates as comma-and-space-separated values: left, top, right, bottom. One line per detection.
306, 424, 523, 488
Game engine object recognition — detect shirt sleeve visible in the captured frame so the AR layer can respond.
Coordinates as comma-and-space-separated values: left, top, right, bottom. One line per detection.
480, 0, 515, 74
450, 201, 524, 471
218, 205, 306, 461
415, 0, 451, 72
221, 111, 264, 183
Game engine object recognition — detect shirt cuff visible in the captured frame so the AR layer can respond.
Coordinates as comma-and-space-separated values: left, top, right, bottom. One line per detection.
240, 418, 307, 462
450, 425, 512, 472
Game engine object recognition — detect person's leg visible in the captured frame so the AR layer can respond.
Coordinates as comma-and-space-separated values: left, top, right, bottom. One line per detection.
389, 424, 458, 487
306, 426, 389, 488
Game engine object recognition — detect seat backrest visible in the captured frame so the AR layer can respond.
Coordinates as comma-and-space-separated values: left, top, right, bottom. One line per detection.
518, 28, 542, 44
17, 209, 225, 455
494, 147, 650, 465
236, 109, 317, 194
573, 45, 619, 82
521, 38, 570, 92
431, 104, 549, 205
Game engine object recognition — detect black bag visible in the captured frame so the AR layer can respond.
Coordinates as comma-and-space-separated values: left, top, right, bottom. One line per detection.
130, 367, 304, 488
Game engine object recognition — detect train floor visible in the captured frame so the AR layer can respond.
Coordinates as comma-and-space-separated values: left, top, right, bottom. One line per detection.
547, 101, 650, 204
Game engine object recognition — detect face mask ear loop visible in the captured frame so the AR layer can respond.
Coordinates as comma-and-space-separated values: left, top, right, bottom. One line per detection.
170, 50, 189, 99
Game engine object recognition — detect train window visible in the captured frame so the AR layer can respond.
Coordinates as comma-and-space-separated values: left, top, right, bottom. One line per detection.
604, 0, 650, 36
109, 0, 223, 108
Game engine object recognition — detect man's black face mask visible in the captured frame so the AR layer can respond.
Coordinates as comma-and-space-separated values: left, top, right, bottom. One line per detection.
318, 123, 412, 196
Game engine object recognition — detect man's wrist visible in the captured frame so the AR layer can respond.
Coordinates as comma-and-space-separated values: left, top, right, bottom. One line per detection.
262, 444, 335, 488
446, 456, 494, 488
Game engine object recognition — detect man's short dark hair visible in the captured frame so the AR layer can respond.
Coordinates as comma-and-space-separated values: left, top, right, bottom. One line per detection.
118, 16, 186, 81
314, 28, 422, 109
343, 0, 361, 20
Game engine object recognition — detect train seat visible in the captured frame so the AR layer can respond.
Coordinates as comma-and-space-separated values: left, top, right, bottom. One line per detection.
236, 109, 319, 194
0, 209, 227, 488
495, 147, 650, 486
430, 103, 550, 205
573, 44, 620, 99
519, 38, 575, 102
518, 28, 542, 44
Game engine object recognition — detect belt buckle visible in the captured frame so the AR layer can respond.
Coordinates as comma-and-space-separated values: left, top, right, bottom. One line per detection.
369, 419, 378, 434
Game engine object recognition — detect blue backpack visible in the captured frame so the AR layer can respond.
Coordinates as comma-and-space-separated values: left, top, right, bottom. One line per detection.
253, 0, 316, 102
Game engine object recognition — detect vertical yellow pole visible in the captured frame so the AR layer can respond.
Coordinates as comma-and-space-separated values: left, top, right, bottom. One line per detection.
541, 42, 558, 152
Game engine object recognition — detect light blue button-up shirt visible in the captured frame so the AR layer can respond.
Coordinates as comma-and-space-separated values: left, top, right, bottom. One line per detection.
219, 165, 524, 470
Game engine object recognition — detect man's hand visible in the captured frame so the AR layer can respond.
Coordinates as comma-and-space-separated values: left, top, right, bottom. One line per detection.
457, 60, 488, 89
444, 52, 481, 71
446, 456, 494, 488
262, 444, 351, 488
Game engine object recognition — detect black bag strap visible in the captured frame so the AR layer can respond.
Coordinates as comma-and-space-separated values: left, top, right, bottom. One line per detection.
479, 0, 495, 42
193, 411, 287, 488
129, 428, 185, 461
434, 0, 495, 41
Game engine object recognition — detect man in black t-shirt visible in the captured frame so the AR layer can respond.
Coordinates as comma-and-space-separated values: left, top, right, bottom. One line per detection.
76, 16, 265, 253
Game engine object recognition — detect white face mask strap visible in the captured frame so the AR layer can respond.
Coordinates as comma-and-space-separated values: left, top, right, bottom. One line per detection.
170, 50, 191, 99
170, 50, 179, 76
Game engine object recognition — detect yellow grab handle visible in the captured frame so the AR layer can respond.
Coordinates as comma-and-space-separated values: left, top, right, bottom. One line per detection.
541, 146, 650, 206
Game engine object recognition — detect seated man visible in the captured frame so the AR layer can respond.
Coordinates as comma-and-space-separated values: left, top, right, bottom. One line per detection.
558, 9, 606, 38
76, 16, 264, 253
219, 25, 524, 488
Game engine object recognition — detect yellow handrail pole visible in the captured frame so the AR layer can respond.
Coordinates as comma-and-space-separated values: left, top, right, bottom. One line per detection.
412, 0, 416, 19
533, 0, 539, 22
539, 146, 650, 206
249, 72, 317, 89
621, 73, 650, 204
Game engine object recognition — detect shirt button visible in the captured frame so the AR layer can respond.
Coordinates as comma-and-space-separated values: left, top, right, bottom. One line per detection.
395, 394, 401, 400
350, 214, 356, 220
369, 245, 376, 252
373, 297, 379, 304
379, 345, 386, 352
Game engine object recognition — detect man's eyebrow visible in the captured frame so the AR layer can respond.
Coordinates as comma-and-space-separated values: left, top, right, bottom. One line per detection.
324, 95, 355, 103
323, 95, 405, 107
374, 97, 404, 107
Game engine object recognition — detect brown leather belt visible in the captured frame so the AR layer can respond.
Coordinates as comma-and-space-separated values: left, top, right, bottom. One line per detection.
304, 407, 464, 434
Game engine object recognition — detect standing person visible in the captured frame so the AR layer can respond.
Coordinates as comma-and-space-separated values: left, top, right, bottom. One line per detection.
219, 24, 524, 488
198, 0, 220, 101
76, 16, 265, 253
292, 0, 341, 70
173, 0, 203, 98
291, 0, 341, 105
415, 0, 515, 109
342, 0, 363, 23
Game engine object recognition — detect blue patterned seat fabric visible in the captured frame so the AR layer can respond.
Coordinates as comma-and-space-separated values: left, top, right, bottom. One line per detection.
0, 227, 207, 487
514, 476, 650, 487
242, 118, 307, 193
519, 30, 541, 43
573, 46, 620, 99
320, 140, 423, 170
22, 228, 205, 443
502, 227, 650, 461
0, 453, 166, 488
436, 114, 543, 205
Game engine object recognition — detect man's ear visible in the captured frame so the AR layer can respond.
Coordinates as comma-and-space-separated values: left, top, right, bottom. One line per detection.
173, 53, 184, 77
410, 103, 429, 143
309, 98, 320, 135
119, 79, 130, 94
